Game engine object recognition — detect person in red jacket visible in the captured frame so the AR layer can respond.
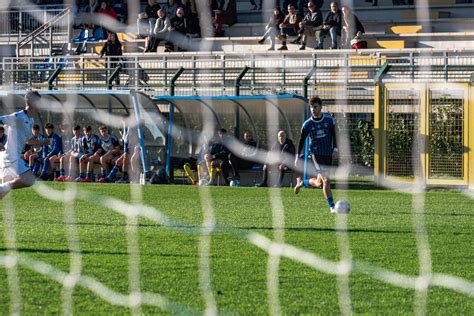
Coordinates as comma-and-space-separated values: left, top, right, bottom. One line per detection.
98, 1, 117, 19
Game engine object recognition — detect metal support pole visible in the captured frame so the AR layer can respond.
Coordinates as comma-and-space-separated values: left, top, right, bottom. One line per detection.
234, 66, 249, 137
373, 62, 390, 181
165, 67, 184, 176
302, 66, 317, 99
374, 62, 390, 86
169, 67, 184, 96
130, 90, 150, 174
165, 102, 175, 177
47, 67, 62, 90
107, 64, 122, 90
234, 66, 249, 96
49, 26, 53, 56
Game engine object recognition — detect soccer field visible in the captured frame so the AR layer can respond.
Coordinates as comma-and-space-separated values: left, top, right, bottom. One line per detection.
0, 182, 473, 314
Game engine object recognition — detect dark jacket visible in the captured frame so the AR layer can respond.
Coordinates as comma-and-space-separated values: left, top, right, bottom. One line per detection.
210, 142, 230, 160
144, 3, 161, 19
268, 138, 295, 165
302, 9, 323, 29
100, 40, 123, 57
324, 9, 341, 32
240, 139, 259, 159
170, 15, 189, 34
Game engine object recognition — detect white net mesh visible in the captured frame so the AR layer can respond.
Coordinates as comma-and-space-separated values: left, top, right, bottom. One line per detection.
0, 1, 473, 315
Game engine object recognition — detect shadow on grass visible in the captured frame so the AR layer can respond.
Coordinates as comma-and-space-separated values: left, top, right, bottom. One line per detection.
0, 247, 199, 258
333, 180, 387, 191
233, 226, 414, 234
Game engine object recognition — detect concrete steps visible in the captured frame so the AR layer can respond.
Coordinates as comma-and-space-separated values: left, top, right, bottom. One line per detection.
233, 3, 474, 24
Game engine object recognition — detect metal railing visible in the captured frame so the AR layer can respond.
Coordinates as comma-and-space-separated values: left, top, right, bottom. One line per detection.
2, 49, 474, 96
16, 7, 71, 57
0, 6, 65, 39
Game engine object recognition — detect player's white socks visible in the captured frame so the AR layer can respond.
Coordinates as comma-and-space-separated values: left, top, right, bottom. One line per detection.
0, 182, 12, 193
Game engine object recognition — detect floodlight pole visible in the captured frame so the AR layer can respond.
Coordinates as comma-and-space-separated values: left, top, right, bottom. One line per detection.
166, 67, 185, 177
234, 66, 249, 137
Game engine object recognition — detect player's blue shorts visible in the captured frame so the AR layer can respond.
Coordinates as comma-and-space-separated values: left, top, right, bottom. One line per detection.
72, 152, 85, 159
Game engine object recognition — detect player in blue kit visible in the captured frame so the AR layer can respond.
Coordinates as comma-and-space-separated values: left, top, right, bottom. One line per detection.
99, 123, 140, 183
76, 126, 101, 182
95, 126, 121, 182
294, 96, 338, 213
56, 125, 85, 182
36, 123, 63, 180
0, 91, 49, 199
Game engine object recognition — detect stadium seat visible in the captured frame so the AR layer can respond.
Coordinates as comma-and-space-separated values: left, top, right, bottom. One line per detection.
401, 11, 450, 20
368, 40, 415, 49
87, 27, 106, 42
385, 25, 423, 34
72, 28, 89, 43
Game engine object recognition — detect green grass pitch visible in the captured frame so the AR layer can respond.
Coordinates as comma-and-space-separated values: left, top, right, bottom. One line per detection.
0, 182, 472, 314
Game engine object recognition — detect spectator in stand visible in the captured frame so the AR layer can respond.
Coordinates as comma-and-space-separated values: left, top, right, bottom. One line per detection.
163, 0, 180, 21
257, 130, 295, 187
229, 131, 259, 184
23, 124, 45, 174
281, 0, 297, 14
98, 1, 117, 19
89, 0, 100, 13
97, 1, 117, 35
249, 0, 262, 11
258, 6, 285, 51
186, 0, 201, 38
179, 0, 192, 17
168, 7, 189, 51
137, 0, 161, 38
298, 0, 322, 20
340, 5, 364, 48
315, 1, 341, 49
0, 126, 6, 150
213, 0, 237, 37
145, 9, 171, 52
73, 0, 90, 18
277, 4, 301, 50
109, 0, 128, 22
293, 0, 322, 50
203, 0, 218, 36
99, 32, 122, 84
205, 128, 232, 186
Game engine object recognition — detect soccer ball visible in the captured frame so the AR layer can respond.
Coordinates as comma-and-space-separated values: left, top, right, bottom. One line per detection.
229, 179, 240, 187
199, 178, 209, 186
335, 200, 350, 214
